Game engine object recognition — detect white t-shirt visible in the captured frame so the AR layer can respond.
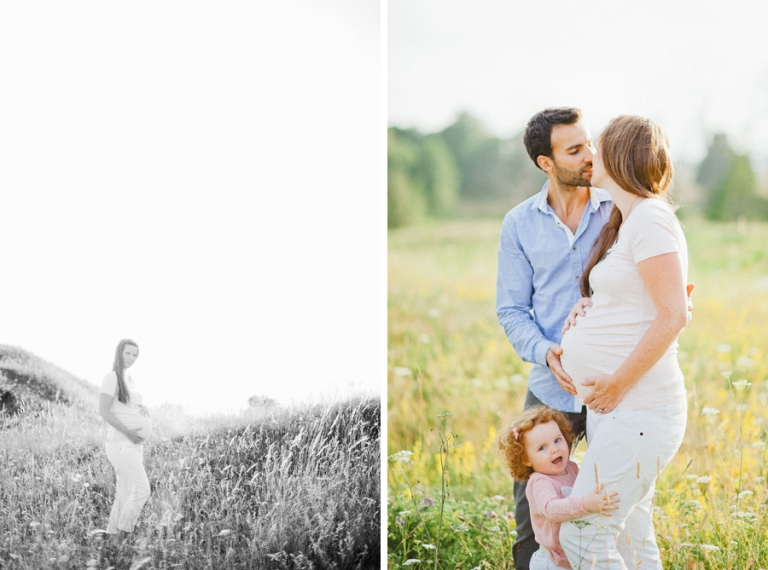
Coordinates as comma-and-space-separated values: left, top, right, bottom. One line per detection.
560, 198, 688, 410
99, 371, 152, 442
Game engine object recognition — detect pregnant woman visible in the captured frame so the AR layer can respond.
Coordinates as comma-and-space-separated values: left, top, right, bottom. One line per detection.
98, 338, 153, 543
557, 116, 689, 569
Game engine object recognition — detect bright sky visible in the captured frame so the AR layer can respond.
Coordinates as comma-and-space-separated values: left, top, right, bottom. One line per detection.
389, 0, 768, 166
0, 2, 383, 414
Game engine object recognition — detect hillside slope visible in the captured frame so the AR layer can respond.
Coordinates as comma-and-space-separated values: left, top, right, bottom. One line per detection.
0, 344, 97, 415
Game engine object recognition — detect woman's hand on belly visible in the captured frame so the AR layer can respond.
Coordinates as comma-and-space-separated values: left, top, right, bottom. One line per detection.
582, 374, 630, 413
124, 429, 145, 445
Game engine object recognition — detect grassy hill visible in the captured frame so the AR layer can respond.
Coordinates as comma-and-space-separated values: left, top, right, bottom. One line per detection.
0, 345, 380, 569
0, 344, 97, 416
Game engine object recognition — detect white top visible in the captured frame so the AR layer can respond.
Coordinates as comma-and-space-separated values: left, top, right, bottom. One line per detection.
99, 371, 152, 442
560, 198, 688, 411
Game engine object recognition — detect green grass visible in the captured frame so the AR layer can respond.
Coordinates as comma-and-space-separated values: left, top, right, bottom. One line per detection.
388, 216, 768, 570
1, 346, 380, 570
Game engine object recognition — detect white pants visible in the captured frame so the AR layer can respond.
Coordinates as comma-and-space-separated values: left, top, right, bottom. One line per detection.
105, 440, 151, 534
559, 401, 687, 569
529, 548, 560, 569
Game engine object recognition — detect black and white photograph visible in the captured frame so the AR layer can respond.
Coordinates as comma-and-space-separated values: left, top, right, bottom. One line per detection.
0, 2, 382, 569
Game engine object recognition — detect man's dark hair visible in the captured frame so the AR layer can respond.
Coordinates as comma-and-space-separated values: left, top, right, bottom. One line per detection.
523, 107, 582, 170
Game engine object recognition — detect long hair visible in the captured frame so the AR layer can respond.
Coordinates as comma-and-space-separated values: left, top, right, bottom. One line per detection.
581, 115, 674, 296
497, 406, 575, 482
113, 338, 139, 404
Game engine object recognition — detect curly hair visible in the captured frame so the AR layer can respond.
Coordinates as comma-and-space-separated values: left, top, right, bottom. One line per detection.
523, 107, 582, 170
497, 406, 575, 482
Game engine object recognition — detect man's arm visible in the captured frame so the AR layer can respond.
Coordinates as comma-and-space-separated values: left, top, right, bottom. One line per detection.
496, 218, 554, 367
496, 218, 576, 394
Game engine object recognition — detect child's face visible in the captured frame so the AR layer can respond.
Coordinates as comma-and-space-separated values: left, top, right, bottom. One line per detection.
522, 420, 570, 477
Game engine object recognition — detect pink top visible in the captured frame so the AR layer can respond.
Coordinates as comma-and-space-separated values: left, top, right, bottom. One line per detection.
525, 461, 586, 568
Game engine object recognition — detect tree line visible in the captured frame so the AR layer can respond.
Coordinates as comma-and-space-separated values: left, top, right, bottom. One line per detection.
388, 112, 767, 228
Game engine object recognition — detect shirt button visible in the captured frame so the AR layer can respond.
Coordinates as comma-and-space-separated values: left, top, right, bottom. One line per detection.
575, 275, 580, 279
573, 246, 577, 250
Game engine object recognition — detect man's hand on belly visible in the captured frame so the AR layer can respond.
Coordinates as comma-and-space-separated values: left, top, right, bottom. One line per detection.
546, 344, 577, 395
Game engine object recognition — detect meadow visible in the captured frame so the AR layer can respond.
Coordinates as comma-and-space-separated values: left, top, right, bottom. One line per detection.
387, 216, 768, 569
0, 346, 380, 570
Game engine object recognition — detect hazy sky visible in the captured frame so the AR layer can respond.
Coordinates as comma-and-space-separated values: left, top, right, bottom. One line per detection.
389, 0, 768, 165
0, 2, 382, 413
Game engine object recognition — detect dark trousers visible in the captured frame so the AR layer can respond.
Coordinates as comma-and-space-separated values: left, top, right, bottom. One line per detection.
512, 390, 587, 570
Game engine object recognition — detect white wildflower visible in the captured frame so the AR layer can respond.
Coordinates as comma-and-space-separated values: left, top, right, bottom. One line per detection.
696, 476, 711, 484
701, 408, 720, 416
738, 490, 754, 499
699, 544, 720, 552
491, 495, 506, 501
422, 544, 436, 550
403, 559, 421, 566
389, 450, 414, 463
217, 529, 232, 537
393, 367, 412, 377
732, 380, 752, 391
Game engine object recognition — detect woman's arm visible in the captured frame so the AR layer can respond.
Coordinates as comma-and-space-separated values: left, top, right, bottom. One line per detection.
582, 252, 688, 412
99, 393, 144, 444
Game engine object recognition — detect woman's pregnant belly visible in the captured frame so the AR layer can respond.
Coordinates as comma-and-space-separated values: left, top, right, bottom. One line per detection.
113, 407, 153, 441
560, 309, 634, 400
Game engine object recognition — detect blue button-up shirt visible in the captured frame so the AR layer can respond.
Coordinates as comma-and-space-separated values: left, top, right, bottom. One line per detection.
496, 182, 613, 412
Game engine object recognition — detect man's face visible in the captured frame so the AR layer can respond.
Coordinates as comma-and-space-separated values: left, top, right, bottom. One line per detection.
548, 121, 595, 188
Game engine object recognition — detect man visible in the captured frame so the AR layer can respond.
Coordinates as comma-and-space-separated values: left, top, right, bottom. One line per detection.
495, 107, 610, 569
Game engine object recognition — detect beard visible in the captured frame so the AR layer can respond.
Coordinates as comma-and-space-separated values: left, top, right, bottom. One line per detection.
553, 160, 592, 188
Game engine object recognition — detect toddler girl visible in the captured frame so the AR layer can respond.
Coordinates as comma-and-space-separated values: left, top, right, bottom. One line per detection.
498, 406, 619, 569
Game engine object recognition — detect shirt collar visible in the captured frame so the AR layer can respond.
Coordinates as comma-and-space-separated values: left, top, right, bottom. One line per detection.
533, 181, 611, 213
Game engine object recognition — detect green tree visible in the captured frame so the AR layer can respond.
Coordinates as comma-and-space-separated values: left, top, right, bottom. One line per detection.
388, 129, 426, 228
706, 152, 767, 220
698, 133, 734, 208
439, 112, 486, 192
440, 113, 546, 206
414, 135, 460, 217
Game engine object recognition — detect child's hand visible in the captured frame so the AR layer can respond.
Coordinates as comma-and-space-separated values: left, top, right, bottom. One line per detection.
582, 485, 620, 516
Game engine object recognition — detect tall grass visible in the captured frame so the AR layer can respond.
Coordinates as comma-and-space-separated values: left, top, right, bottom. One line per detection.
1, 372, 380, 569
388, 217, 768, 569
